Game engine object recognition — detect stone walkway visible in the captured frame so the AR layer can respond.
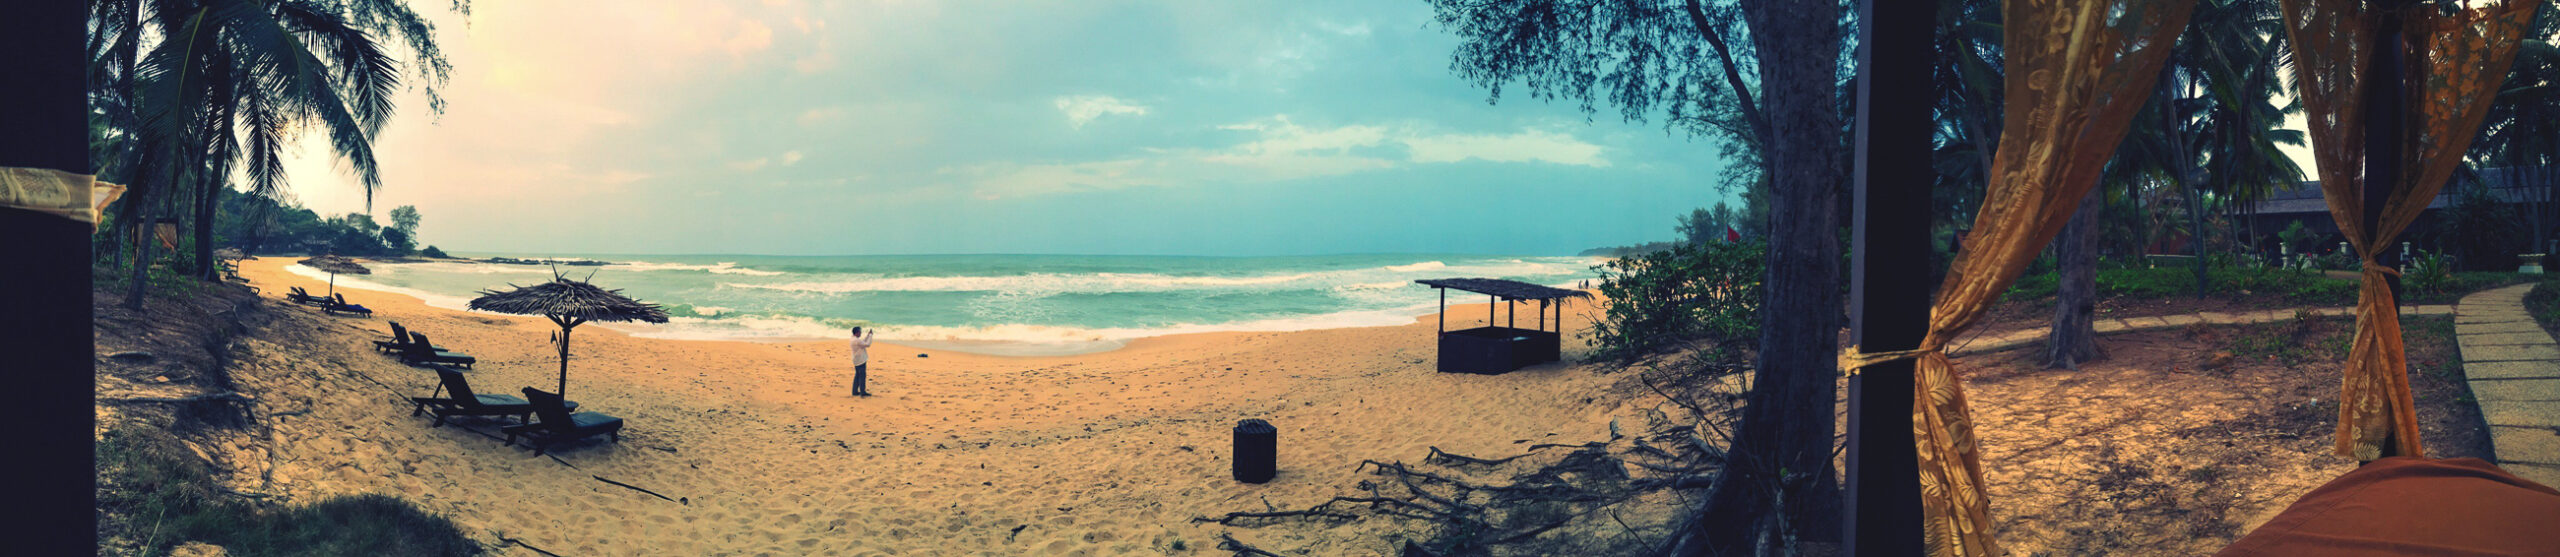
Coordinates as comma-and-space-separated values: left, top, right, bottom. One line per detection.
1946, 304, 2454, 357
2453, 284, 2560, 487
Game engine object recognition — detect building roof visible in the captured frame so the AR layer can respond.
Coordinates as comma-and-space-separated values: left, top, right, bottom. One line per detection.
2252, 166, 2556, 215
1414, 278, 1591, 301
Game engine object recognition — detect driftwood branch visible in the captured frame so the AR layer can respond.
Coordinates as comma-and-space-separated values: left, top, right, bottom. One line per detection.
1217, 532, 1287, 557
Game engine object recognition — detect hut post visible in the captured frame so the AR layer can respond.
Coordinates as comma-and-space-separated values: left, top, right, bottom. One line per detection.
2358, 5, 2406, 458
1438, 288, 1446, 333
1845, 0, 1933, 551
1487, 294, 1495, 328
1538, 299, 1547, 331
1507, 298, 1515, 329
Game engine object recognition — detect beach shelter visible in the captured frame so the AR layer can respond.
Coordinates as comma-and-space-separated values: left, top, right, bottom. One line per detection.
1413, 278, 1589, 374
297, 254, 369, 297
468, 272, 668, 396
213, 247, 245, 260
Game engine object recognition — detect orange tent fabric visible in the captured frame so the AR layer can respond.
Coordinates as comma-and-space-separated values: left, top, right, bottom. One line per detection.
1832, 1, 2194, 554
2277, 0, 2539, 460
2214, 457, 2560, 556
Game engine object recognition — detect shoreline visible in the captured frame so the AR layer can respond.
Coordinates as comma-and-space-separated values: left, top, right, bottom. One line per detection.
281, 257, 1598, 357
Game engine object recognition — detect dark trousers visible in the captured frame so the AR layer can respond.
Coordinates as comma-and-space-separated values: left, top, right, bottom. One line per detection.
852, 363, 869, 396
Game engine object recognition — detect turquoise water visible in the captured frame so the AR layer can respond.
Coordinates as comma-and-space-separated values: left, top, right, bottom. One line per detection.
291, 253, 1601, 353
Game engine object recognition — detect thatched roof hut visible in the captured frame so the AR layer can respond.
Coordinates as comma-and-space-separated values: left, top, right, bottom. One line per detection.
469, 274, 669, 396
1412, 278, 1590, 301
1413, 278, 1590, 374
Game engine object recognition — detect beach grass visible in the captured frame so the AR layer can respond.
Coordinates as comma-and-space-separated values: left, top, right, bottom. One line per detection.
98, 424, 479, 556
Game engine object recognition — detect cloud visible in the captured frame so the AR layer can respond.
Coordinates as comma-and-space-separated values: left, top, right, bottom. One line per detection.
1404, 128, 1609, 167
725, 20, 775, 56
798, 107, 846, 127
945, 159, 1164, 200
782, 151, 805, 165
728, 158, 771, 172
792, 37, 835, 74
948, 116, 1607, 199
1054, 95, 1149, 128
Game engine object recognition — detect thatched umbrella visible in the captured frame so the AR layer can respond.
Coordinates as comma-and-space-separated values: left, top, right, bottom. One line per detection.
298, 254, 370, 296
468, 273, 669, 396
214, 247, 246, 260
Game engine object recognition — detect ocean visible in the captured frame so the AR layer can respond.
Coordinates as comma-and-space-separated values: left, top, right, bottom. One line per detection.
289, 253, 1604, 355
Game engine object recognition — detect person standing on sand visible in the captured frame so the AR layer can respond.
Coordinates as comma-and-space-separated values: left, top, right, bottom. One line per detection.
850, 326, 876, 397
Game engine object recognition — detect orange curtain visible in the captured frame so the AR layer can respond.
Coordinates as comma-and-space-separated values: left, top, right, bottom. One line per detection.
2279, 0, 2538, 461
1836, 1, 2194, 554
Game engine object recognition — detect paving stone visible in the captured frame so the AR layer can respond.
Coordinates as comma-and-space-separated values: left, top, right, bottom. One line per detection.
2093, 320, 2127, 333
2466, 361, 2560, 380
2127, 316, 2170, 329
2463, 322, 2550, 335
2459, 314, 2532, 324
2197, 312, 2239, 325
2460, 332, 2557, 346
2406, 305, 2454, 315
2482, 401, 2560, 428
2507, 463, 2560, 490
2158, 314, 2202, 327
2462, 344, 2560, 362
2469, 379, 2560, 402
2489, 425, 2560, 465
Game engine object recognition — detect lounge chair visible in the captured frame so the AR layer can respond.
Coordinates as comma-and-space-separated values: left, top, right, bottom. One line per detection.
287, 286, 331, 306
503, 388, 622, 455
324, 293, 374, 317
373, 322, 448, 354
399, 332, 476, 368
409, 367, 534, 427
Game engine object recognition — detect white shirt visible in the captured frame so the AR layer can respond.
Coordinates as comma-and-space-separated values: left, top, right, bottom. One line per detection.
851, 329, 875, 366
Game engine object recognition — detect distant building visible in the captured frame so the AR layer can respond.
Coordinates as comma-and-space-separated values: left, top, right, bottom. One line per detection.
2239, 165, 2559, 257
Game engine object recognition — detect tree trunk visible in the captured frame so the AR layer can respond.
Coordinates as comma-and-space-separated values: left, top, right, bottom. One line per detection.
2048, 188, 2106, 369
1671, 1, 1844, 553
122, 184, 156, 310
195, 162, 218, 281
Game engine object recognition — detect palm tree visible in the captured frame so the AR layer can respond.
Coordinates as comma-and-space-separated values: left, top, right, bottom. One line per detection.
88, 0, 456, 306
2467, 3, 2560, 255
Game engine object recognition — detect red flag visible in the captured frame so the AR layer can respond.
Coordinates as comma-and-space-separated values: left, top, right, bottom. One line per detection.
1725, 226, 1741, 243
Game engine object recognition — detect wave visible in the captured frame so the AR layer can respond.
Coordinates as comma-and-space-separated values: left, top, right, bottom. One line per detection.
615, 261, 787, 276
721, 258, 1585, 296
605, 305, 1441, 345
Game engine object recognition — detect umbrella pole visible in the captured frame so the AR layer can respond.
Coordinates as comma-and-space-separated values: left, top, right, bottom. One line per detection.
328, 272, 337, 297
557, 321, 575, 396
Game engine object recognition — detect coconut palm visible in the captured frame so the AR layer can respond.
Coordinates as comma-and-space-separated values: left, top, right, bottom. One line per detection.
2466, 3, 2560, 253
87, 0, 456, 307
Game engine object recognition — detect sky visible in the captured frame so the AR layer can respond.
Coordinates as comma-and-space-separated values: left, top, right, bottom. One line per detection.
274, 0, 1741, 257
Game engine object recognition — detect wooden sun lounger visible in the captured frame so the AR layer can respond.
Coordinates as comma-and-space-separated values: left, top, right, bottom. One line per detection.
503, 388, 623, 455
323, 293, 374, 317
408, 367, 533, 427
400, 332, 475, 368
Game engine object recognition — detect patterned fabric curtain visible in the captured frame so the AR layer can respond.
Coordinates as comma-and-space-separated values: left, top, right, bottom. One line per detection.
2279, 0, 2539, 461
1835, 1, 2193, 554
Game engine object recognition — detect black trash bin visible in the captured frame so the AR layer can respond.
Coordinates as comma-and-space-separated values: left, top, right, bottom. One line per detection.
1233, 419, 1276, 483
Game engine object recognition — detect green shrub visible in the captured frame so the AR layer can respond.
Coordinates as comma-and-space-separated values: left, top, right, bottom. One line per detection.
97, 429, 479, 556
2438, 186, 2529, 271
1585, 241, 1764, 363
419, 245, 450, 259
2407, 250, 2455, 295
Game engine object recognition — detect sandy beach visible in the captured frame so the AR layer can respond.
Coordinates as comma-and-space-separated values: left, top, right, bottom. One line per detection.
93, 257, 2471, 556
196, 257, 1649, 555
